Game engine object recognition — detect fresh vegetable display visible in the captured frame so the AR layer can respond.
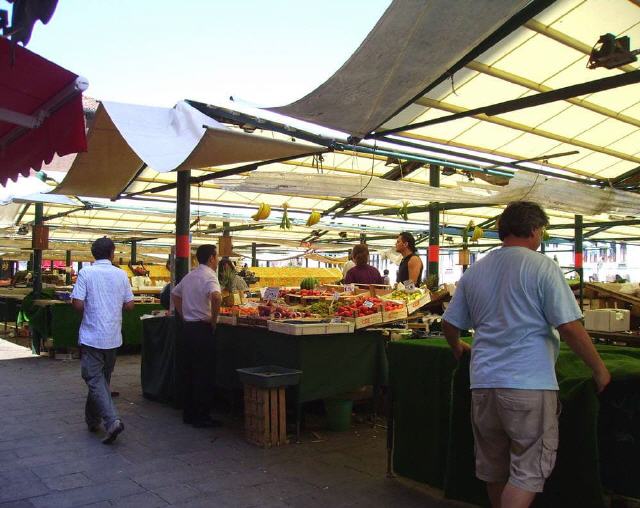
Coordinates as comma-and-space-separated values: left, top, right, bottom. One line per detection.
219, 305, 258, 316
300, 277, 319, 290
384, 289, 424, 302
334, 296, 383, 317
307, 301, 334, 316
257, 301, 312, 319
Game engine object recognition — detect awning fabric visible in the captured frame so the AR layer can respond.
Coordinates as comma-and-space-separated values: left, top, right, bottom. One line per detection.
53, 100, 324, 199
0, 37, 87, 186
269, 0, 529, 138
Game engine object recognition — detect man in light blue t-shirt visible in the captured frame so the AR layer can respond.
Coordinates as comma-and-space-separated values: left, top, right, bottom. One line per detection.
443, 201, 610, 508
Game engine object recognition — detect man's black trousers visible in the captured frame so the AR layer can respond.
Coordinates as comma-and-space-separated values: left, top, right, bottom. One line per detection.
177, 320, 216, 422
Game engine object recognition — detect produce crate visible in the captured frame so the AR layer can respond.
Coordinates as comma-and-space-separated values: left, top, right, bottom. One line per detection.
267, 320, 354, 335
382, 306, 409, 323
243, 384, 287, 448
406, 292, 432, 314
237, 365, 302, 448
344, 311, 383, 329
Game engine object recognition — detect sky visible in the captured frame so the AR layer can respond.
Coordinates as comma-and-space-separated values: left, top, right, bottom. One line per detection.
18, 0, 391, 107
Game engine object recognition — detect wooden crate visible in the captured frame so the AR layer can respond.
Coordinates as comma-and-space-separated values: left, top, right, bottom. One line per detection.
243, 384, 288, 448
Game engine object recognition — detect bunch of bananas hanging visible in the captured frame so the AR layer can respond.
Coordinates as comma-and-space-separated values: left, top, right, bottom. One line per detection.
471, 224, 484, 242
462, 220, 483, 243
306, 210, 321, 227
397, 201, 410, 221
251, 202, 271, 221
280, 203, 292, 230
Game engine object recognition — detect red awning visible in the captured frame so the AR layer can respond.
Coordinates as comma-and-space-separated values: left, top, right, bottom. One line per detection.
0, 37, 87, 186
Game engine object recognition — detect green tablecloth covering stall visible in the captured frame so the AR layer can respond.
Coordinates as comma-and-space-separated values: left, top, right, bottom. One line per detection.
29, 301, 162, 348
389, 339, 640, 507
0, 296, 22, 324
141, 316, 388, 409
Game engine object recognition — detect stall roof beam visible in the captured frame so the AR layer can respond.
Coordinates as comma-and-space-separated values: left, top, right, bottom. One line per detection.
374, 71, 640, 136
548, 219, 640, 229
405, 97, 640, 168
376, 134, 602, 186
466, 61, 640, 130
344, 202, 491, 218
583, 225, 617, 239
187, 100, 516, 180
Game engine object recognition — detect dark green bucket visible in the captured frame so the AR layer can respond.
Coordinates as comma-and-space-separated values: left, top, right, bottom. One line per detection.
324, 398, 353, 431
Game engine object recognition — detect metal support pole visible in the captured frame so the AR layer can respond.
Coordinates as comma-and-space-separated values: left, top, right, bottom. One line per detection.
360, 232, 366, 244
65, 250, 72, 285
251, 243, 257, 267
131, 240, 137, 265
175, 170, 191, 284
32, 202, 43, 355
428, 165, 440, 287
575, 215, 584, 310
33, 203, 43, 296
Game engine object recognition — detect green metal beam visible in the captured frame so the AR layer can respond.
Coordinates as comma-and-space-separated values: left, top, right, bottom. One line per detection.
375, 71, 640, 136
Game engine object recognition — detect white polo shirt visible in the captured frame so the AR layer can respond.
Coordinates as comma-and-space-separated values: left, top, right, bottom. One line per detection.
171, 264, 221, 322
71, 259, 135, 349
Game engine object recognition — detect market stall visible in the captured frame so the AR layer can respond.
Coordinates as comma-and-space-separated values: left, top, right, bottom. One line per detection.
28, 299, 162, 349
388, 338, 640, 507
140, 281, 433, 425
141, 316, 388, 437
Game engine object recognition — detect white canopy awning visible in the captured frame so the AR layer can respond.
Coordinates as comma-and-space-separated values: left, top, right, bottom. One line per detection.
52, 100, 324, 199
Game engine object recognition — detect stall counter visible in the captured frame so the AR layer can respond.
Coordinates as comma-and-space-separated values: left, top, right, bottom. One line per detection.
389, 338, 640, 507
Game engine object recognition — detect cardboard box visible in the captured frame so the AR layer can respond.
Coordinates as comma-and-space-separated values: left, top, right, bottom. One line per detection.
584, 309, 630, 332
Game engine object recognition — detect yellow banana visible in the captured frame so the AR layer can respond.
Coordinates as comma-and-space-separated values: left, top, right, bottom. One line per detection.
260, 203, 271, 220
252, 203, 265, 221
306, 210, 321, 227
471, 226, 483, 242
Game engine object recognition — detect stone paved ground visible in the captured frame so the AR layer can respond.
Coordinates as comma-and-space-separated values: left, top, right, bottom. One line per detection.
0, 338, 474, 508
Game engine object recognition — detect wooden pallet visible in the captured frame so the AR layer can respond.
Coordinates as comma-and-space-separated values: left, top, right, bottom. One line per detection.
243, 384, 288, 448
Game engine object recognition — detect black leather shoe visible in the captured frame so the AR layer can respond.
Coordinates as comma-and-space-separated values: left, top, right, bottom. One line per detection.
102, 419, 124, 444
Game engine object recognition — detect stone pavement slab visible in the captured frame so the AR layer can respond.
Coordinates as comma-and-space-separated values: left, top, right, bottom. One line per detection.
0, 338, 473, 507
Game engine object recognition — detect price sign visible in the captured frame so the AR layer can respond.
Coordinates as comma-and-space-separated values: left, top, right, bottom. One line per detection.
403, 280, 416, 292
344, 283, 355, 293
262, 287, 280, 301
363, 300, 374, 309
331, 316, 342, 323
333, 292, 341, 301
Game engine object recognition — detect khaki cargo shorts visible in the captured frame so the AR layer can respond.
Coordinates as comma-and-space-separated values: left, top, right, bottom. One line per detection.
471, 388, 561, 493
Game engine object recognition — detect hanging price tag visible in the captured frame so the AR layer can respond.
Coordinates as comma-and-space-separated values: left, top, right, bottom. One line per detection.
331, 316, 342, 323
262, 287, 280, 301
344, 284, 355, 293
333, 292, 341, 301
363, 300, 374, 309
403, 280, 416, 292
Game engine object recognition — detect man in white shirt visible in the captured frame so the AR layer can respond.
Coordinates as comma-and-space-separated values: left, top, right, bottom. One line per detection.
71, 237, 135, 444
171, 244, 222, 427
